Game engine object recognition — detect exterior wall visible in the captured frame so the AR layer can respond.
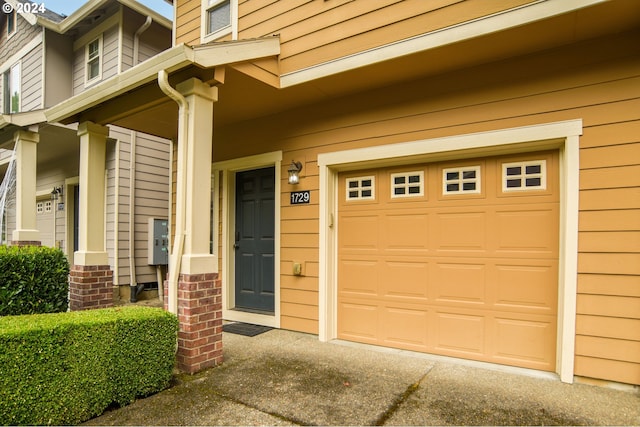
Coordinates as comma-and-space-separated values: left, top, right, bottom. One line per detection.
121, 9, 172, 70
72, 13, 120, 95
174, 0, 535, 72
20, 42, 43, 111
175, 0, 200, 45
0, 14, 42, 113
106, 126, 171, 288
5, 140, 79, 252
0, 12, 40, 64
43, 31, 73, 108
212, 30, 640, 384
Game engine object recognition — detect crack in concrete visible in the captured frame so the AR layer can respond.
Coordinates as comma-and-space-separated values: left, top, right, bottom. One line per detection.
374, 368, 433, 426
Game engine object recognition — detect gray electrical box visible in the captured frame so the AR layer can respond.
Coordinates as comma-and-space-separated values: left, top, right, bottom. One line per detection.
148, 218, 169, 265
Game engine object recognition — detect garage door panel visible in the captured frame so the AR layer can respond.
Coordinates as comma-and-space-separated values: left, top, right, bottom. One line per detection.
494, 262, 558, 313
494, 316, 556, 368
338, 258, 379, 296
337, 151, 559, 372
432, 262, 487, 305
381, 260, 429, 301
381, 306, 429, 351
338, 301, 378, 343
435, 311, 485, 355
339, 213, 380, 251
384, 212, 430, 251
494, 205, 559, 256
434, 211, 487, 252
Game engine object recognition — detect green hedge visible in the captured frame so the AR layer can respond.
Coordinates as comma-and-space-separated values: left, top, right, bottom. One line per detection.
0, 306, 178, 425
0, 245, 70, 316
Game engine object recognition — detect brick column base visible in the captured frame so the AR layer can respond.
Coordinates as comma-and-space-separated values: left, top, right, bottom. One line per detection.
170, 272, 223, 374
11, 241, 41, 247
69, 265, 114, 311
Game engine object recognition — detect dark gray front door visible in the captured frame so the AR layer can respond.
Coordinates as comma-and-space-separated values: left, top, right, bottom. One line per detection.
234, 167, 275, 313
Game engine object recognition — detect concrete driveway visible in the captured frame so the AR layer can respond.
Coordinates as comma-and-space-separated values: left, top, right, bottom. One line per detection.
84, 329, 639, 426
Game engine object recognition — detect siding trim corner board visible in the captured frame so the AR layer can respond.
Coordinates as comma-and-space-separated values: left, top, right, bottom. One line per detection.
318, 119, 582, 383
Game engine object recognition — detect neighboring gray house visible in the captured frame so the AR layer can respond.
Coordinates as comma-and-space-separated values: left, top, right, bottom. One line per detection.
0, 0, 173, 302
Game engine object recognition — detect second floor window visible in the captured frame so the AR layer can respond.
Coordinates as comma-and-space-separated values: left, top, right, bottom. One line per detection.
206, 0, 231, 35
85, 36, 102, 84
2, 62, 21, 114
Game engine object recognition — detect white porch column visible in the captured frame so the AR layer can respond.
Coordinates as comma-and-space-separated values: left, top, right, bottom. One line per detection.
12, 130, 40, 245
176, 78, 217, 273
75, 122, 109, 266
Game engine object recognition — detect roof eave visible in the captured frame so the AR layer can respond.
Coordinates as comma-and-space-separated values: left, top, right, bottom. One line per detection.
45, 37, 281, 125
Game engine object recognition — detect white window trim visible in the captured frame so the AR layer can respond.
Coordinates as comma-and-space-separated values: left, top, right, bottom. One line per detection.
442, 165, 481, 195
4, 61, 21, 114
391, 171, 424, 198
201, 0, 238, 43
318, 119, 581, 384
346, 176, 375, 201
84, 35, 103, 87
503, 159, 547, 192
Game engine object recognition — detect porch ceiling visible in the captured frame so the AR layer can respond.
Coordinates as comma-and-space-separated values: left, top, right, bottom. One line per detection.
46, 0, 640, 141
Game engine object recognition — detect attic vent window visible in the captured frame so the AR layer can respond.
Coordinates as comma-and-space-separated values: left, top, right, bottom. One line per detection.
502, 160, 547, 191
443, 166, 481, 195
391, 171, 424, 198
206, 0, 231, 34
346, 176, 375, 201
85, 36, 102, 84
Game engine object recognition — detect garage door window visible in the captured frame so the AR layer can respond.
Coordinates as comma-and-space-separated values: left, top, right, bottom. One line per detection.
346, 176, 375, 200
442, 166, 481, 195
391, 171, 423, 198
503, 160, 546, 192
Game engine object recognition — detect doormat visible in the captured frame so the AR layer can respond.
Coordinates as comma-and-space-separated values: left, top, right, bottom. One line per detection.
222, 322, 273, 337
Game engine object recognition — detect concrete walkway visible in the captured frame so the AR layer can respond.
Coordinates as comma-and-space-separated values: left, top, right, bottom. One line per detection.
85, 329, 639, 426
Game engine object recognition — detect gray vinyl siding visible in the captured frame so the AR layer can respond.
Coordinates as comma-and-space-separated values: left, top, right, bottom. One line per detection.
72, 25, 119, 95
21, 43, 43, 111
121, 10, 172, 71
5, 156, 78, 250
0, 14, 40, 64
102, 25, 119, 80
107, 126, 171, 287
43, 31, 73, 108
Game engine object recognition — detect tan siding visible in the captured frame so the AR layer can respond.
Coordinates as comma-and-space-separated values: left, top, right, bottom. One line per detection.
175, 0, 201, 45
212, 31, 640, 383
237, 0, 535, 74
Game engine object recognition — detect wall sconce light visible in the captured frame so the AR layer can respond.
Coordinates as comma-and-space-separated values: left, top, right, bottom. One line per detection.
50, 186, 63, 201
288, 160, 303, 185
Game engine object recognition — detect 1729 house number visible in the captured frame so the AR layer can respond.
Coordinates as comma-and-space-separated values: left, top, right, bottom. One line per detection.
290, 191, 310, 205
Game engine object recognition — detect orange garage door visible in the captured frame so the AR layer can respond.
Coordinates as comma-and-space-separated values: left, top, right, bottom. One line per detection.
337, 151, 559, 371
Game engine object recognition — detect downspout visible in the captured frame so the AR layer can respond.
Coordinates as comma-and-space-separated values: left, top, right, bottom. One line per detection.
157, 70, 187, 315
133, 16, 152, 66
129, 131, 143, 302
113, 140, 120, 288
129, 16, 153, 303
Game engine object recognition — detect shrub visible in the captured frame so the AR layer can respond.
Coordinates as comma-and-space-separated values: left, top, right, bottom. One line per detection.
0, 306, 178, 425
0, 245, 70, 316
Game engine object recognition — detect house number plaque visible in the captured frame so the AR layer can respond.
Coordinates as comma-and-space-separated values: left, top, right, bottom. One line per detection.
290, 190, 310, 205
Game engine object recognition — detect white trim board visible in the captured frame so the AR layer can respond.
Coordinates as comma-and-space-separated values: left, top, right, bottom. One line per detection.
317, 119, 582, 384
